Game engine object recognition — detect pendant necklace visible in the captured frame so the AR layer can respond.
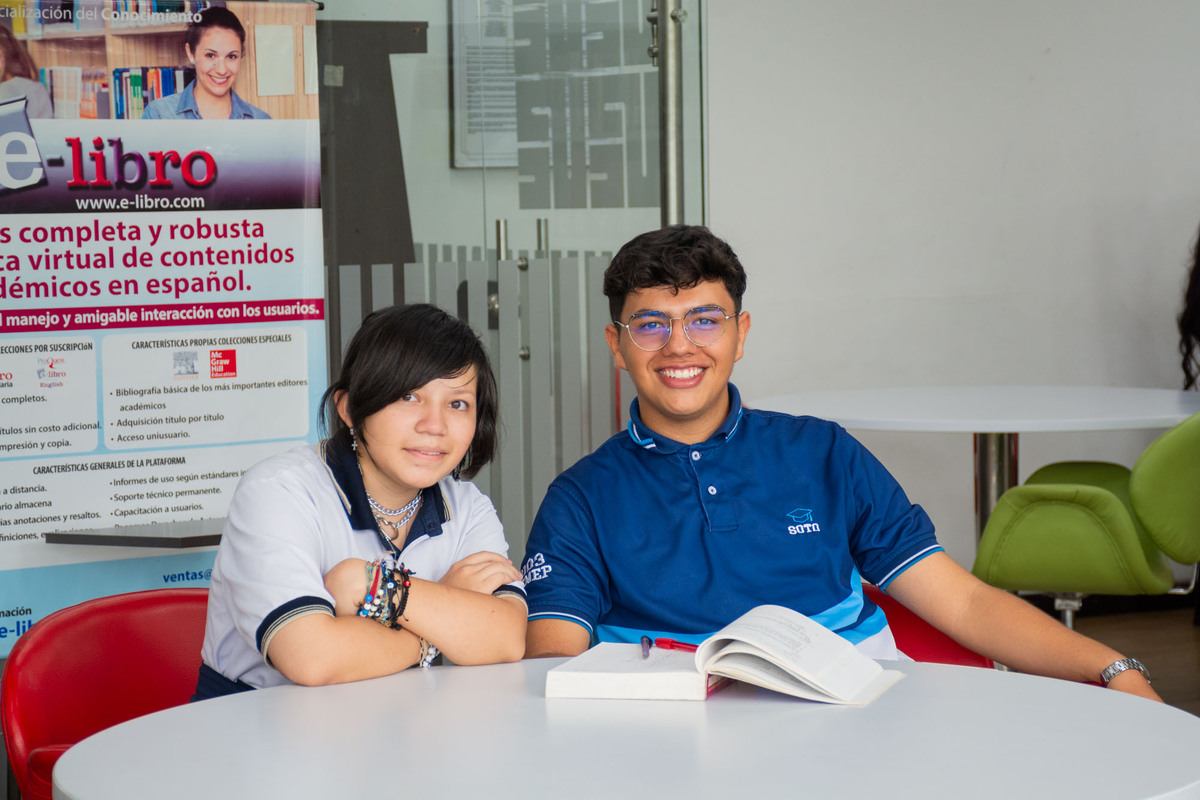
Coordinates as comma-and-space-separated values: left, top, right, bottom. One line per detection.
358, 449, 422, 543
368, 491, 421, 542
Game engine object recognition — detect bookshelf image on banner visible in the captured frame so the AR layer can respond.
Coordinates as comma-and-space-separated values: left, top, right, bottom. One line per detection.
0, 0, 323, 661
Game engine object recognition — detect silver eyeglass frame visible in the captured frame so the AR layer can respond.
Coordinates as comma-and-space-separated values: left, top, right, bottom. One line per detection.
612, 305, 742, 352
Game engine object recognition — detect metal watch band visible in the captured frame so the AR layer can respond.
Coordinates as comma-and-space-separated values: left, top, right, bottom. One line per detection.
1099, 657, 1151, 685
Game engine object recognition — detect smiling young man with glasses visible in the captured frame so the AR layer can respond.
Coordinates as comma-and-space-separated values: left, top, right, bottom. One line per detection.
521, 225, 1159, 701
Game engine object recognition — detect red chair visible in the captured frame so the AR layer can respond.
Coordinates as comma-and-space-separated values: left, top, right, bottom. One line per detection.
1, 588, 208, 800
865, 583, 993, 668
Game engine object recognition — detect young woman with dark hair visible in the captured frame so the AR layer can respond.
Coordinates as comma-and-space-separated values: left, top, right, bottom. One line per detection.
143, 6, 269, 120
195, 305, 525, 700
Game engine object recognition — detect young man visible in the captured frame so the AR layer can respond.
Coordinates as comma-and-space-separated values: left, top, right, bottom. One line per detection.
522, 225, 1159, 701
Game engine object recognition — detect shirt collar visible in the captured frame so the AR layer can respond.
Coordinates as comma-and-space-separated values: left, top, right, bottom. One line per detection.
179, 81, 258, 119
625, 383, 746, 453
322, 433, 448, 552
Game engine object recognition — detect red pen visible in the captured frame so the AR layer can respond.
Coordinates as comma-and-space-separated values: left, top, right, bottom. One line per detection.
654, 637, 699, 653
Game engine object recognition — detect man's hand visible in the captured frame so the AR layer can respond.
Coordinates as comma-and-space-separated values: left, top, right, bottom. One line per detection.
888, 553, 1167, 704
1104, 668, 1164, 703
440, 551, 522, 595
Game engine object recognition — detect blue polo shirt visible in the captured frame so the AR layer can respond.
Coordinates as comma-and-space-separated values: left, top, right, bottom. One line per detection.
522, 385, 942, 654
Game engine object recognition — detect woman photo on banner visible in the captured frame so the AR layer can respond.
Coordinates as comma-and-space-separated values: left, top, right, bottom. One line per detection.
143, 5, 270, 120
194, 305, 526, 700
0, 24, 53, 118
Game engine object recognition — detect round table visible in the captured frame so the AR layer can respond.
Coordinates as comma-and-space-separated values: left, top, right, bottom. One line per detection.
53, 660, 1200, 800
750, 385, 1200, 537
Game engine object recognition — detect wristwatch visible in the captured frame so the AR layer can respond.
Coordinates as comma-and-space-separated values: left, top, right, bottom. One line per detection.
1099, 657, 1151, 686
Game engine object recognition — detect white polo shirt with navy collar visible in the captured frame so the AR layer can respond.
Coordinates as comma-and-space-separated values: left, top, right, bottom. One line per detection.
198, 436, 525, 698
521, 384, 942, 659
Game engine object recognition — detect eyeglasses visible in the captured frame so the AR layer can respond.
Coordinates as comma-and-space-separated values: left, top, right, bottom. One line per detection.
614, 305, 741, 351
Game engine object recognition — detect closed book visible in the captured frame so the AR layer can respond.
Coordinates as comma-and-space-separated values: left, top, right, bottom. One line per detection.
546, 643, 724, 701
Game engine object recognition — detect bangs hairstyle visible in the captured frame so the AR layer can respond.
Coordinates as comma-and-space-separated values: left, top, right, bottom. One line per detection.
320, 304, 498, 478
603, 225, 747, 323
185, 6, 246, 50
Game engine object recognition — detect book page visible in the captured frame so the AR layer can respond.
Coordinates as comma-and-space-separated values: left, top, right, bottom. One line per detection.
695, 605, 887, 701
706, 651, 904, 705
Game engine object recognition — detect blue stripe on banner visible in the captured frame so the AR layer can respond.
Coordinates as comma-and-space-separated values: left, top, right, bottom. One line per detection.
0, 550, 215, 658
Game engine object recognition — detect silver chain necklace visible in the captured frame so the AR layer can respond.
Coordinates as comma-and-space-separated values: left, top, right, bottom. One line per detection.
367, 492, 421, 542
367, 491, 422, 518
357, 446, 423, 541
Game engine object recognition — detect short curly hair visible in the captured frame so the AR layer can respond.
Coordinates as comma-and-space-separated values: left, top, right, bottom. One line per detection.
603, 225, 747, 322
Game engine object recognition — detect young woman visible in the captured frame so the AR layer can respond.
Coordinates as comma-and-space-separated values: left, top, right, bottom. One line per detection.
0, 26, 52, 118
143, 6, 269, 120
195, 305, 525, 700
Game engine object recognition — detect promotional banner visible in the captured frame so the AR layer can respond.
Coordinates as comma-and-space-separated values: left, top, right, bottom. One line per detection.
0, 0, 324, 655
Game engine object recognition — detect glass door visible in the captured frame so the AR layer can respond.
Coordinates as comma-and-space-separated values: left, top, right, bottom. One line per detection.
315, 0, 706, 554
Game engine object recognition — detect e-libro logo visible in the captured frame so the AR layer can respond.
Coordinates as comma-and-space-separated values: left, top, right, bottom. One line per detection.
0, 97, 47, 195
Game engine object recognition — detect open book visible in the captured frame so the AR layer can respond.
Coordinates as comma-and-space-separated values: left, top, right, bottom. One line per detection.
545, 605, 903, 705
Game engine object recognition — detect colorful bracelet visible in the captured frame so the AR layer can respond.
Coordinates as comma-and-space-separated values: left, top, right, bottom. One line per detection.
393, 562, 414, 621
356, 558, 415, 629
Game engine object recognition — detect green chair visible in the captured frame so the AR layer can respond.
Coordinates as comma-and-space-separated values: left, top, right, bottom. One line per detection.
973, 411, 1200, 627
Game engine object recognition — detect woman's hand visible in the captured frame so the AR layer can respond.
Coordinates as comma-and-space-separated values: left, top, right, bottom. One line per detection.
440, 551, 522, 595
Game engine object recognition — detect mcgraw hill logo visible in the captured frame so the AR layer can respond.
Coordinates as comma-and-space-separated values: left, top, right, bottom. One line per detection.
786, 507, 822, 535
0, 97, 48, 196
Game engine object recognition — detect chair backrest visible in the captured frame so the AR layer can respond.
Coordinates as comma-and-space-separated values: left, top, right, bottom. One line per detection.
864, 584, 993, 668
1130, 411, 1200, 565
1, 588, 208, 800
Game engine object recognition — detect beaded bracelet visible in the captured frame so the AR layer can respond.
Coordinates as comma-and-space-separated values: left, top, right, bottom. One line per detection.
356, 558, 415, 629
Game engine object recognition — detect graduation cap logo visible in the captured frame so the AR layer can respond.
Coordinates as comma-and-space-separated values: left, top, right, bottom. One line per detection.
786, 508, 814, 524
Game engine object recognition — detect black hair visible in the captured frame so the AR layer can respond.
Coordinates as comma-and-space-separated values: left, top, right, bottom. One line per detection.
1181, 230, 1200, 390
319, 304, 498, 478
185, 6, 246, 51
603, 225, 748, 323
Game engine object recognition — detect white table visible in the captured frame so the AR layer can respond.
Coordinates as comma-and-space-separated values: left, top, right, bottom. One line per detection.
752, 386, 1200, 537
54, 659, 1200, 800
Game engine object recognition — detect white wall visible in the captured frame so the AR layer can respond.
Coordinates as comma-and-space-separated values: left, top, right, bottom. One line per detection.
706, 1, 1200, 565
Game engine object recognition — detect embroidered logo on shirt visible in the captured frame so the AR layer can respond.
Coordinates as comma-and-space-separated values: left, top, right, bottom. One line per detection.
786, 507, 822, 535
522, 551, 553, 583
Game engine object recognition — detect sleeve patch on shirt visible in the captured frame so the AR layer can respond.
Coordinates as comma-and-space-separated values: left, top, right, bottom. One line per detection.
521, 551, 553, 583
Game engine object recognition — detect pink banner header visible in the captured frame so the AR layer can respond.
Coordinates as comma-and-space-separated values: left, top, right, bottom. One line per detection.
0, 299, 325, 334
